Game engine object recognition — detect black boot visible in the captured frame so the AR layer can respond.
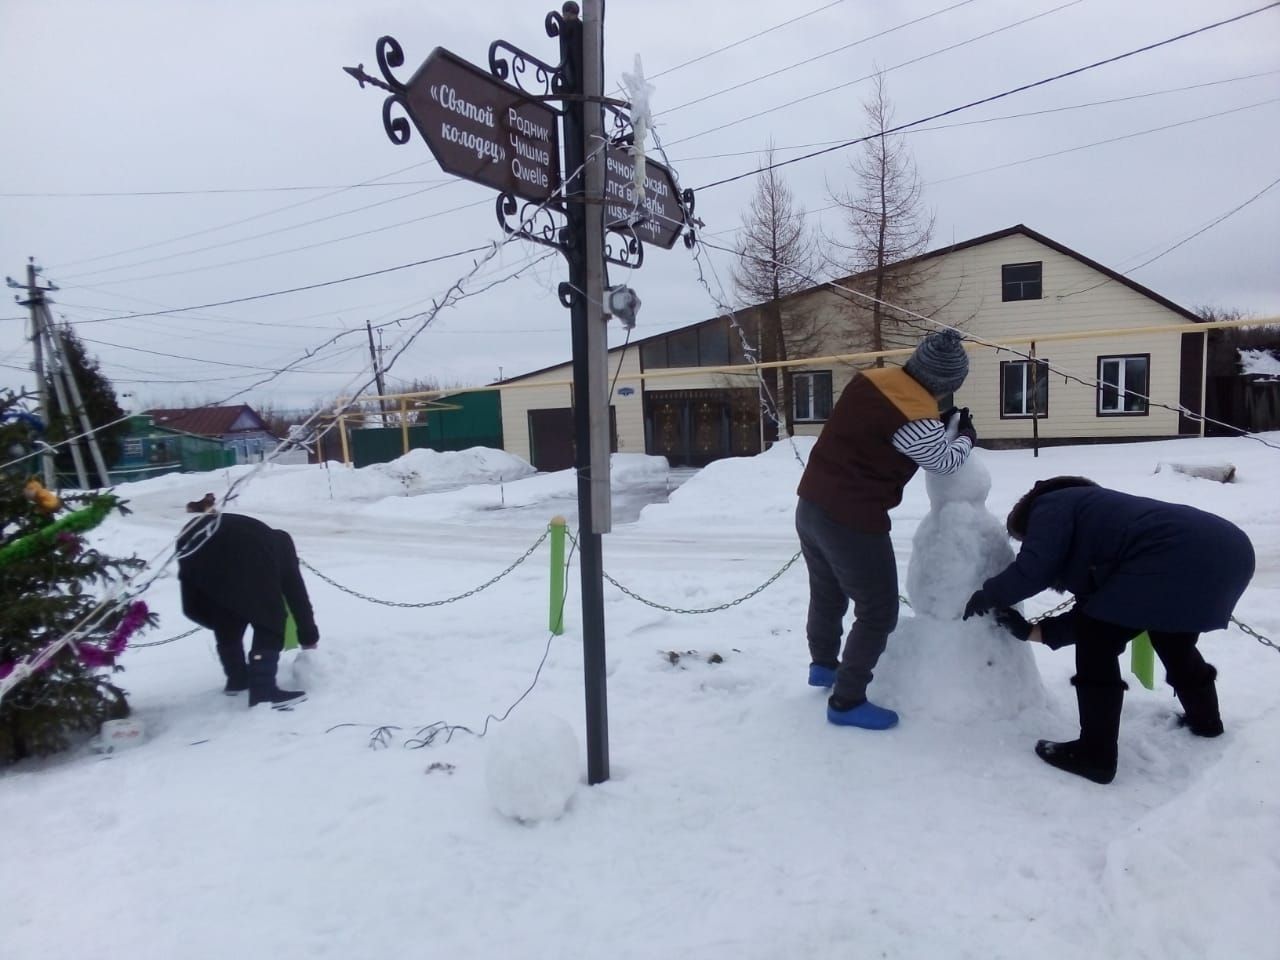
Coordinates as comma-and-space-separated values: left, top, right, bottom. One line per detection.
247, 650, 306, 710
215, 639, 248, 695
1174, 665, 1224, 737
1035, 678, 1125, 785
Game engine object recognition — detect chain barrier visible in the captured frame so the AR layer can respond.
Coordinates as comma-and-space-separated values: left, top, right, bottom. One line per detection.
298, 529, 550, 609
130, 626, 200, 649
1231, 615, 1279, 654
566, 531, 803, 614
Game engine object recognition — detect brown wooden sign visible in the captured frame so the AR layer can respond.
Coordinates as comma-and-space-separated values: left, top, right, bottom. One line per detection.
402, 48, 561, 202
603, 149, 684, 249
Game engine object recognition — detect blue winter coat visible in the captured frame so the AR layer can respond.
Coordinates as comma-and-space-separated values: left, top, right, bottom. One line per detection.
982, 487, 1254, 633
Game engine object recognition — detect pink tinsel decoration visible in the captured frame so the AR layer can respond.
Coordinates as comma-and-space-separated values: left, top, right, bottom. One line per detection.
0, 601, 149, 678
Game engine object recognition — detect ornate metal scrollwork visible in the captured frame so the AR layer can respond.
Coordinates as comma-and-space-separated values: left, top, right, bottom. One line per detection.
604, 103, 635, 147
605, 229, 644, 270
343, 36, 413, 147
488, 39, 566, 101
557, 281, 575, 309
375, 36, 407, 89
496, 193, 570, 254
681, 188, 698, 248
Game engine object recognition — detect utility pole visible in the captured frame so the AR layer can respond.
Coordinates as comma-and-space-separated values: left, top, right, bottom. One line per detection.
6, 261, 56, 486
41, 321, 91, 489
366, 319, 389, 426
47, 318, 112, 487
560, 0, 611, 784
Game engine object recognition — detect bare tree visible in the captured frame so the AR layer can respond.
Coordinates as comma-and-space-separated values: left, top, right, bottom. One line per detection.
827, 72, 935, 363
731, 144, 824, 436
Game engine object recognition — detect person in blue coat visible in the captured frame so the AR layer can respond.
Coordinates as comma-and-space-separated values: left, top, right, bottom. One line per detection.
963, 476, 1255, 785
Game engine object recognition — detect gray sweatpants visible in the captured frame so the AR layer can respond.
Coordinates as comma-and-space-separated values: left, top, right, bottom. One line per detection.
795, 498, 899, 703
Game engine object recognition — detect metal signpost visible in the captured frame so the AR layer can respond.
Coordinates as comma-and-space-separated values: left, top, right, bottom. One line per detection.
345, 0, 692, 784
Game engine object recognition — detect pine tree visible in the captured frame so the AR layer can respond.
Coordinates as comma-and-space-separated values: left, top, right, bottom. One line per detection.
43, 325, 128, 473
0, 390, 153, 764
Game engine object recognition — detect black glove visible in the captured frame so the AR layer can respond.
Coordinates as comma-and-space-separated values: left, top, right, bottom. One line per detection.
940, 406, 958, 424
962, 589, 993, 620
956, 407, 976, 443
993, 607, 1032, 641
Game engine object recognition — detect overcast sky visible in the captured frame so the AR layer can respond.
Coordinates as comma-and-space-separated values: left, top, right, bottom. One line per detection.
1, 0, 1277, 413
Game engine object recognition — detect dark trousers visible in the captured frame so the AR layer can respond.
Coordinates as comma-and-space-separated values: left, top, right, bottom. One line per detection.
1073, 614, 1212, 690
273, 530, 319, 647
795, 498, 899, 702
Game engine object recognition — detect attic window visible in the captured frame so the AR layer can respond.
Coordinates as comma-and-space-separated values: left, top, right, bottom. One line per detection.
1002, 262, 1042, 302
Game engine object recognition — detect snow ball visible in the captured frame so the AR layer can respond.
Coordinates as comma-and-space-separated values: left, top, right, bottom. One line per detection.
925, 450, 992, 506
485, 713, 581, 824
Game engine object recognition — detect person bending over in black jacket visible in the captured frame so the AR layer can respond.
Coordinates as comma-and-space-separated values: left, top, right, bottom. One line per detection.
964, 476, 1254, 785
177, 494, 319, 709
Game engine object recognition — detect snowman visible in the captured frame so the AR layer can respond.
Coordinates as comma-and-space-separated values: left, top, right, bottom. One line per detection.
873, 448, 1047, 723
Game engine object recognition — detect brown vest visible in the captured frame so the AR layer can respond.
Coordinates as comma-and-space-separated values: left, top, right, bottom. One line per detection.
796, 367, 940, 533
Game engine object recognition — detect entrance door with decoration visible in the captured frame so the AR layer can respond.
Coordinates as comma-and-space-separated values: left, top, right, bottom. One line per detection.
644, 389, 760, 467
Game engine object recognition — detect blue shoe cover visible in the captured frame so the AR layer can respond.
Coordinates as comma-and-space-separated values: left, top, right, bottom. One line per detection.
827, 699, 899, 730
808, 663, 837, 688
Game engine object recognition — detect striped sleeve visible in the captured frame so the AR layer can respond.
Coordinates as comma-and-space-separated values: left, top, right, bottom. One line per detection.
890, 418, 972, 476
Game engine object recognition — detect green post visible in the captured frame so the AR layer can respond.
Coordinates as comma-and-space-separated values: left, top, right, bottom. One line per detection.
1131, 631, 1154, 689
549, 516, 566, 635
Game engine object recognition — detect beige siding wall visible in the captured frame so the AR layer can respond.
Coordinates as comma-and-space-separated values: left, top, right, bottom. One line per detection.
921, 234, 1191, 440
498, 347, 647, 464
788, 233, 1194, 441
496, 231, 1200, 459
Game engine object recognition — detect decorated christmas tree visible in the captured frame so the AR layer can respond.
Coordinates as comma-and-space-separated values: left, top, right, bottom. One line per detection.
0, 390, 154, 764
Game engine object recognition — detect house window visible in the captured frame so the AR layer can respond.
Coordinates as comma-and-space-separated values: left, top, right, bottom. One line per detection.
122, 438, 143, 459
1002, 262, 1042, 302
1098, 355, 1149, 415
1000, 360, 1049, 417
792, 371, 833, 422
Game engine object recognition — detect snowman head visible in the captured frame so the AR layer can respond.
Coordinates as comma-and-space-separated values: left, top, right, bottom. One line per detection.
925, 451, 991, 507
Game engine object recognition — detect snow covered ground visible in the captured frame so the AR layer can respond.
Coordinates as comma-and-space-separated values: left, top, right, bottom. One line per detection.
3, 437, 1278, 960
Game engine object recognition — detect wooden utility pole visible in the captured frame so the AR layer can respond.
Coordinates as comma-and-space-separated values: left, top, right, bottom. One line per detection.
366, 319, 389, 426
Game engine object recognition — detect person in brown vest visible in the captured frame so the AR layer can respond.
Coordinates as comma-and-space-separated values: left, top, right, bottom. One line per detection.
796, 329, 975, 729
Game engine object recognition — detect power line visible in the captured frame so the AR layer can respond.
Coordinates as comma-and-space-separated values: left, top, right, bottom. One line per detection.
57, 195, 492, 289
693, 2, 1280, 191
47, 158, 439, 271
642, 0, 849, 83
0, 179, 448, 198
666, 0, 1087, 148
929, 96, 1280, 185
1060, 174, 1280, 298
62, 244, 493, 324
59, 179, 461, 283
667, 69, 1280, 163
660, 0, 981, 116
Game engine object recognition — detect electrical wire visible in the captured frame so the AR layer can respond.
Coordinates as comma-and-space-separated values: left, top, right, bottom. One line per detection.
666, 68, 1280, 164
692, 2, 1280, 191
659, 0, 981, 117
1060, 174, 1280, 298
666, 0, 1087, 148
57, 245, 493, 325
47, 158, 442, 271
58, 179, 464, 284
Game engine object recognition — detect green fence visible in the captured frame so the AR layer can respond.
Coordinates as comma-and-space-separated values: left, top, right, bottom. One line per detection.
350, 390, 503, 468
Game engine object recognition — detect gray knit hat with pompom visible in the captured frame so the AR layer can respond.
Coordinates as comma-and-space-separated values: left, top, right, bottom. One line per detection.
904, 330, 969, 396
